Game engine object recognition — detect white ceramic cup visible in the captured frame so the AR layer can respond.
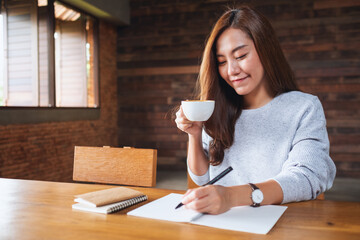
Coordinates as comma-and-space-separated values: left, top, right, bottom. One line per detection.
181, 100, 215, 121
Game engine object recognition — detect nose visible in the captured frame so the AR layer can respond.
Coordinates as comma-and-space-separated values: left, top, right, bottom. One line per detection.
227, 59, 241, 76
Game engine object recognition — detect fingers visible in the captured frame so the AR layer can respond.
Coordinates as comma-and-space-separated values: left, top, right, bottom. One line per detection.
188, 203, 212, 214
175, 106, 193, 132
185, 197, 211, 212
182, 187, 209, 204
183, 188, 194, 198
176, 121, 193, 132
175, 106, 190, 123
181, 187, 210, 211
181, 185, 230, 215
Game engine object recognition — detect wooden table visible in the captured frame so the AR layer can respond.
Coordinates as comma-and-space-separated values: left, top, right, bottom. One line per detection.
0, 178, 359, 240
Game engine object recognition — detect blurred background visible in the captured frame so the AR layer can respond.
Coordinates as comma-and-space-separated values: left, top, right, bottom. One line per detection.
0, 0, 359, 201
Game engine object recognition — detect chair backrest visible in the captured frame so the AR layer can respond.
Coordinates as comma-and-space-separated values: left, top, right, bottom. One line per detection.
73, 146, 157, 187
317, 193, 325, 200
187, 172, 199, 189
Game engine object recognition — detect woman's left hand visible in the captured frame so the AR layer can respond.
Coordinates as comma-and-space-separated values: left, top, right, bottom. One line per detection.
181, 185, 234, 215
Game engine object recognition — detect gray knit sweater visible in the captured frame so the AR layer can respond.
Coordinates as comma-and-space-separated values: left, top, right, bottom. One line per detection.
188, 91, 336, 203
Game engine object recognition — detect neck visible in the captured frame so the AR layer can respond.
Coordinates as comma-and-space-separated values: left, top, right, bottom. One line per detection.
243, 83, 273, 109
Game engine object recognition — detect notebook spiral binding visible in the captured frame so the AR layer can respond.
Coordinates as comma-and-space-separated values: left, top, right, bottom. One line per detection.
107, 195, 148, 214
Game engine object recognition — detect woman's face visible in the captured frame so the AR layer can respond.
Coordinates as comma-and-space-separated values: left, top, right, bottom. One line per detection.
216, 28, 270, 108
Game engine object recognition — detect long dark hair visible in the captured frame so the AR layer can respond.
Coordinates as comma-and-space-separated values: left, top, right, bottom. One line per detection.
197, 6, 298, 165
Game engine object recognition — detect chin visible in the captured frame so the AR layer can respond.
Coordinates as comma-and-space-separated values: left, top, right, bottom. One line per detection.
234, 88, 249, 96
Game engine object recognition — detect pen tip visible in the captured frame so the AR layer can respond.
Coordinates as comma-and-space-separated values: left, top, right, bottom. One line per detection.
175, 203, 183, 209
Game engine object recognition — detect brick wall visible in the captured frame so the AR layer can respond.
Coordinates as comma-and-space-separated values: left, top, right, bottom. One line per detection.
117, 0, 360, 177
0, 21, 118, 182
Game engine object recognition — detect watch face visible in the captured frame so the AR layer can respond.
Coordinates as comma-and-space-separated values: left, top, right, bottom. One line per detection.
252, 189, 264, 204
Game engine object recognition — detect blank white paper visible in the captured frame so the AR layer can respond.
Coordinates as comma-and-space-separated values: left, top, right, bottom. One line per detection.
191, 205, 287, 234
127, 193, 287, 234
127, 193, 202, 222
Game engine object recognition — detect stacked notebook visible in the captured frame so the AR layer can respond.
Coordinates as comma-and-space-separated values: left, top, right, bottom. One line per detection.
72, 187, 147, 214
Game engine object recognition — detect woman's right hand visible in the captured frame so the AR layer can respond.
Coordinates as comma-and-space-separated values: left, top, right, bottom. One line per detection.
175, 106, 203, 137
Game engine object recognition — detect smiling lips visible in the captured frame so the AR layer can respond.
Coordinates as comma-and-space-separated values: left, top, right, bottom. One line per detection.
231, 75, 249, 82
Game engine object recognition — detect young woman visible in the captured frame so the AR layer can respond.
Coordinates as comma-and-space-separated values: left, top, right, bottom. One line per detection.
175, 6, 336, 215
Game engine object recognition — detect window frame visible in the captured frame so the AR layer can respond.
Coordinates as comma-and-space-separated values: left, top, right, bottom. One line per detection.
0, 0, 100, 124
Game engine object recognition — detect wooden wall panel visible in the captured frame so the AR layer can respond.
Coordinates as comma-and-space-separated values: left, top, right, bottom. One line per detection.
116, 0, 360, 177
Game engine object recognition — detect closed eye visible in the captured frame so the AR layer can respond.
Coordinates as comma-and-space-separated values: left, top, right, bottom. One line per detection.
236, 54, 247, 60
218, 61, 226, 66
217, 53, 247, 66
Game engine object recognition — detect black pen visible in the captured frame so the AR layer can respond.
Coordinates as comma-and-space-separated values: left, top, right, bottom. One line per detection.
175, 166, 233, 209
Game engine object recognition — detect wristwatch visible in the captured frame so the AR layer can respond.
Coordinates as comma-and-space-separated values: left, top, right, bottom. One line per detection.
249, 183, 264, 207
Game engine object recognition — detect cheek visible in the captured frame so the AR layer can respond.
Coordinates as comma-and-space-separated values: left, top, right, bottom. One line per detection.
218, 67, 233, 87
242, 57, 255, 72
253, 62, 264, 80
245, 56, 263, 78
218, 66, 227, 80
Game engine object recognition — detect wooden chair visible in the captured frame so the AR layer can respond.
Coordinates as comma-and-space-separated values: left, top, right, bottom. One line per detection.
187, 173, 325, 199
317, 193, 325, 200
73, 146, 157, 187
187, 172, 199, 189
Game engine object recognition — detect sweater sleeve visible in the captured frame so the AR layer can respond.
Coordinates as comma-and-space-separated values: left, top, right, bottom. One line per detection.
272, 97, 336, 203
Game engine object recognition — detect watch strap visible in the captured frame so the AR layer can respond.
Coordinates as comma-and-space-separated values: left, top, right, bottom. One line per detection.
249, 183, 259, 191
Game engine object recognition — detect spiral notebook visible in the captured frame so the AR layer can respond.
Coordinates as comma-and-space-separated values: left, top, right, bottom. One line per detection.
72, 187, 148, 214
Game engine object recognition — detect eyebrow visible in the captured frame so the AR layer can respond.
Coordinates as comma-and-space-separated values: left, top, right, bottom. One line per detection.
216, 45, 248, 57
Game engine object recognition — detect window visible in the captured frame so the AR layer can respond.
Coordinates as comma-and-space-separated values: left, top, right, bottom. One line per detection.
0, 13, 4, 105
0, 0, 99, 108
